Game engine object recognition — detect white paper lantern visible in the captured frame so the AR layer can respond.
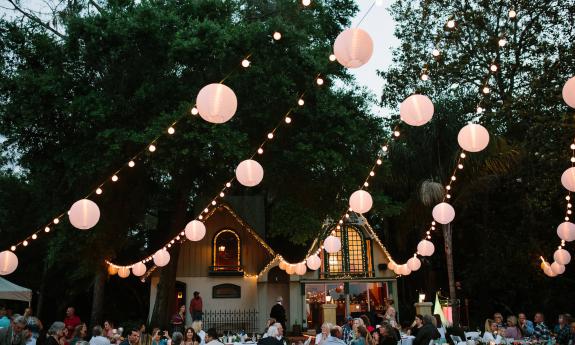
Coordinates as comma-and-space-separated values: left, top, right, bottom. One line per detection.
68, 199, 100, 230
561, 167, 575, 192
236, 160, 264, 187
323, 235, 341, 253
551, 261, 565, 275
306, 255, 321, 271
185, 220, 206, 242
417, 240, 435, 257
196, 83, 238, 124
554, 248, 571, 265
131, 262, 147, 277
349, 190, 373, 214
295, 262, 307, 275
399, 264, 412, 276
432, 202, 455, 224
278, 261, 288, 270
562, 77, 575, 108
393, 265, 401, 275
557, 222, 575, 242
544, 266, 557, 277
118, 267, 130, 278
285, 264, 296, 275
0, 251, 18, 275
333, 28, 374, 68
407, 256, 422, 271
400, 95, 434, 126
387, 261, 396, 271
457, 124, 490, 152
153, 249, 171, 267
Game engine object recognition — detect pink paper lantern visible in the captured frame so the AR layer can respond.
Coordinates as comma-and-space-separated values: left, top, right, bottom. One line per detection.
544, 266, 557, 277
295, 262, 307, 275
333, 28, 374, 68
323, 235, 341, 254
407, 256, 422, 271
118, 267, 130, 278
561, 167, 575, 192
393, 264, 402, 275
554, 248, 571, 265
131, 262, 147, 277
0, 251, 18, 276
417, 240, 435, 257
457, 124, 490, 152
196, 83, 238, 124
387, 261, 397, 271
557, 222, 575, 242
399, 264, 412, 276
306, 255, 321, 270
185, 220, 206, 242
68, 199, 100, 230
349, 190, 373, 214
285, 264, 296, 275
562, 77, 575, 108
551, 261, 565, 275
400, 95, 434, 126
432, 202, 455, 224
278, 261, 288, 270
236, 160, 264, 187
153, 249, 171, 267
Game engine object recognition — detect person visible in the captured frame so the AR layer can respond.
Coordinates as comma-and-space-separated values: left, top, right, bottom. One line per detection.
70, 324, 88, 345
554, 314, 572, 345
191, 321, 205, 345
482, 319, 502, 344
410, 315, 424, 337
184, 328, 200, 345
64, 308, 81, 340
413, 315, 440, 345
103, 322, 114, 340
150, 329, 167, 345
359, 317, 373, 334
315, 323, 333, 345
270, 298, 286, 331
23, 309, 42, 340
382, 301, 397, 329
341, 318, 353, 345
0, 308, 9, 329
533, 313, 550, 340
262, 319, 276, 337
369, 330, 379, 345
190, 292, 203, 322
518, 313, 534, 337
272, 324, 287, 345
504, 316, 522, 340
45, 323, 66, 345
350, 326, 372, 345
204, 329, 222, 345
0, 316, 27, 345
379, 324, 397, 345
257, 327, 282, 345
171, 306, 186, 334
120, 330, 140, 345
570, 321, 575, 345
89, 327, 111, 345
171, 333, 183, 345
433, 315, 446, 341
325, 327, 345, 345
493, 313, 505, 330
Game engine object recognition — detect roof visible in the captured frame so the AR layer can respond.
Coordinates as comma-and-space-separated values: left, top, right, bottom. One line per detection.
0, 277, 32, 302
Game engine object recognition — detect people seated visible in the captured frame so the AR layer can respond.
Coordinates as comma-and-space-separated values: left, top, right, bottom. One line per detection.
518, 313, 534, 337
315, 323, 333, 345
554, 314, 572, 345
493, 313, 505, 330
504, 316, 522, 340
533, 313, 550, 340
413, 315, 440, 345
204, 329, 223, 345
378, 324, 397, 345
482, 319, 502, 344
409, 315, 423, 337
257, 326, 282, 345
324, 326, 346, 345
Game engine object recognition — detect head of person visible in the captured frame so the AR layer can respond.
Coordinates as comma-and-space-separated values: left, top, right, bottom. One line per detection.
104, 321, 113, 331
139, 324, 146, 333
266, 318, 276, 328
382, 324, 394, 338
484, 319, 497, 333
507, 316, 518, 328
571, 321, 575, 333
558, 314, 572, 325
346, 317, 353, 326
191, 321, 203, 334
266, 326, 279, 339
66, 307, 75, 317
179, 305, 186, 314
518, 313, 527, 324
193, 291, 200, 299
356, 325, 368, 339
321, 323, 332, 336
92, 326, 103, 337
352, 318, 364, 331
172, 332, 183, 345
433, 314, 442, 328
0, 307, 6, 317
534, 313, 544, 324
273, 323, 283, 337
185, 328, 197, 341
276, 297, 283, 305
24, 308, 33, 317
12, 316, 27, 334
422, 315, 434, 326
205, 329, 218, 343
74, 324, 87, 338
152, 329, 161, 341
360, 315, 371, 327
414, 315, 423, 327
494, 313, 503, 324
128, 329, 141, 345
371, 330, 379, 342
48, 322, 66, 339
330, 326, 342, 339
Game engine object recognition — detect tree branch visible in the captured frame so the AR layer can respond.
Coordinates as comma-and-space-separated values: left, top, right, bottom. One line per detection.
88, 0, 104, 14
6, 0, 66, 39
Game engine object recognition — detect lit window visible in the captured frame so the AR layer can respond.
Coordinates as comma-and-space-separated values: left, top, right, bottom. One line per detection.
213, 230, 241, 271
324, 225, 370, 276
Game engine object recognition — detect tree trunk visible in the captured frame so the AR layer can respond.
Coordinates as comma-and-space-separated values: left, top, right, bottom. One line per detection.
36, 260, 50, 320
90, 264, 107, 327
442, 223, 459, 326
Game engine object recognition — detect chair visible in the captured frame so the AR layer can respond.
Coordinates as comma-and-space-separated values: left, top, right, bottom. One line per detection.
451, 335, 463, 344
464, 332, 480, 340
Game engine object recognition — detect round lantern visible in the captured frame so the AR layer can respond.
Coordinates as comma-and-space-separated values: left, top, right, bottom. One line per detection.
551, 262, 565, 275
279, 261, 288, 270
306, 255, 321, 271
68, 199, 100, 230
561, 167, 575, 192
400, 95, 434, 126
399, 264, 412, 276
393, 265, 401, 275
323, 235, 341, 254
557, 222, 575, 242
0, 251, 18, 276
544, 266, 557, 277
285, 264, 296, 275
457, 124, 490, 152
196, 83, 238, 124
131, 262, 147, 277
349, 190, 373, 214
153, 249, 171, 267
185, 220, 206, 242
417, 240, 435, 257
562, 76, 575, 108
541, 261, 550, 271
295, 262, 307, 275
387, 261, 397, 271
118, 267, 130, 278
407, 256, 422, 271
554, 248, 571, 265
333, 28, 373, 68
432, 202, 455, 224
107, 265, 118, 276
236, 160, 264, 187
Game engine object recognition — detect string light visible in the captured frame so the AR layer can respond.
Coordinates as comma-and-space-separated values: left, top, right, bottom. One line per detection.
53, 218, 60, 224
257, 148, 264, 155
508, 9, 517, 18
128, 161, 135, 167
446, 19, 456, 29
96, 188, 103, 195
273, 32, 282, 40
498, 38, 507, 47
285, 117, 292, 124
226, 182, 232, 188
316, 77, 324, 85
298, 99, 305, 106
23, 241, 28, 247
112, 175, 119, 182
10, 246, 16, 251
490, 64, 498, 72
241, 59, 251, 68
267, 133, 274, 139
302, 0, 311, 6
167, 127, 175, 135
432, 49, 440, 57
191, 107, 199, 115
421, 73, 429, 81
482, 86, 491, 94
148, 144, 156, 152
44, 227, 50, 233
31, 234, 37, 240
329, 54, 336, 62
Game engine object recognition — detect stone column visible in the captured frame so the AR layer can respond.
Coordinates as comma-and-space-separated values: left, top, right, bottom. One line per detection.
321, 304, 337, 325
414, 302, 433, 317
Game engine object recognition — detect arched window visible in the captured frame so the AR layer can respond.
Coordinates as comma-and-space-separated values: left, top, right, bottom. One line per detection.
212, 229, 241, 272
324, 225, 370, 276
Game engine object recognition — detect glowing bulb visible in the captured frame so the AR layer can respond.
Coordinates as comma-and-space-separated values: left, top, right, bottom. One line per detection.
273, 32, 282, 40
477, 106, 484, 113
10, 246, 16, 251
316, 77, 324, 85
241, 59, 250, 67
128, 161, 135, 167
167, 243, 171, 248
364, 182, 369, 187
53, 218, 60, 224
567, 196, 571, 201
376, 159, 382, 165
482, 86, 490, 94
32, 234, 37, 240
446, 185, 451, 190
382, 145, 389, 151
571, 157, 575, 163
257, 148, 264, 154
226, 182, 231, 188
191, 107, 199, 115
168, 127, 175, 135
460, 152, 466, 158
285, 117, 292, 124
432, 49, 440, 57
23, 240, 28, 247
345, 213, 350, 218
571, 144, 575, 150
198, 215, 203, 220
44, 227, 50, 233
302, 0, 311, 6
490, 64, 498, 72
498, 38, 507, 47
568, 203, 572, 208
298, 99, 305, 106
149, 144, 156, 152
369, 171, 375, 176
421, 73, 429, 81
96, 188, 103, 195
451, 176, 457, 181
446, 194, 451, 199
112, 175, 119, 182
566, 217, 570, 221
211, 200, 217, 205
447, 19, 456, 28
432, 221, 436, 225
393, 131, 400, 137
329, 54, 336, 62
508, 10, 516, 18
204, 208, 209, 213
267, 133, 274, 139
458, 164, 464, 169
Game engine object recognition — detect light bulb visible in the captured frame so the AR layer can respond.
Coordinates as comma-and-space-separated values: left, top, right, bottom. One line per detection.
267, 133, 274, 139
432, 49, 440, 57
451, 176, 456, 181
364, 182, 369, 187
446, 194, 451, 199
191, 107, 199, 115
128, 161, 135, 167
446, 185, 451, 190
383, 145, 389, 151
211, 200, 217, 205
226, 182, 231, 188
285, 117, 292, 124
168, 127, 175, 135
112, 175, 119, 182
571, 157, 575, 163
298, 99, 305, 106
273, 32, 282, 40
567, 196, 571, 201
571, 144, 575, 150
149, 144, 156, 152
421, 73, 429, 81
376, 159, 382, 165
329, 54, 336, 62
508, 9, 516, 18
498, 38, 507, 47
32, 234, 37, 240
23, 240, 28, 247
370, 171, 375, 176
302, 0, 311, 6
447, 20, 456, 28
482, 86, 490, 94
10, 246, 16, 251
241, 59, 250, 68
393, 131, 400, 137
316, 77, 324, 86
460, 152, 466, 158
458, 164, 464, 169
219, 192, 225, 197
198, 215, 203, 220
204, 208, 209, 213
257, 148, 264, 154
44, 227, 50, 232
96, 188, 103, 195
477, 106, 484, 113
53, 218, 60, 224
490, 64, 498, 72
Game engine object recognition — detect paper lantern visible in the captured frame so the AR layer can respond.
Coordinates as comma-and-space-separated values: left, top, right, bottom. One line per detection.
118, 267, 130, 278
196, 83, 238, 124
185, 220, 206, 242
236, 160, 264, 187
432, 202, 455, 224
295, 262, 307, 275
554, 248, 571, 265
393, 265, 401, 275
541, 261, 550, 271
398, 264, 411, 276
561, 167, 575, 192
544, 266, 557, 277
557, 222, 575, 242
349, 190, 373, 213
387, 261, 397, 271
68, 199, 100, 230
457, 124, 490, 152
407, 256, 422, 271
417, 240, 435, 257
306, 255, 321, 270
400, 94, 434, 126
551, 262, 565, 275
278, 261, 287, 270
131, 262, 147, 277
0, 251, 18, 276
285, 264, 296, 275
333, 28, 373, 68
107, 265, 118, 276
323, 235, 341, 254
562, 77, 575, 108
153, 249, 171, 267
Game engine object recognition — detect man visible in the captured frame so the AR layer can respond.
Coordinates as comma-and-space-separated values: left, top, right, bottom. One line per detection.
205, 329, 223, 345
120, 329, 140, 345
413, 315, 440, 345
64, 308, 81, 339
493, 313, 505, 329
341, 317, 353, 345
325, 326, 346, 345
0, 316, 27, 345
257, 326, 281, 345
190, 292, 203, 321
272, 323, 287, 345
0, 308, 9, 329
270, 297, 286, 331
518, 313, 534, 337
89, 326, 111, 345
533, 313, 550, 340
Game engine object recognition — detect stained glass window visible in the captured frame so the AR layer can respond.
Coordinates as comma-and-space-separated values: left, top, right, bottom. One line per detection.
325, 225, 370, 275
213, 229, 241, 270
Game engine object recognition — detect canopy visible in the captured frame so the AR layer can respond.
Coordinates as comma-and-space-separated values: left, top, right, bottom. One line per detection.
0, 277, 32, 302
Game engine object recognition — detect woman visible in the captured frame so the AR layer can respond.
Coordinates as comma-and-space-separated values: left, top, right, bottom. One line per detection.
315, 322, 332, 345
554, 314, 572, 345
103, 321, 115, 339
360, 316, 374, 333
433, 315, 446, 340
191, 321, 206, 345
24, 308, 43, 340
383, 301, 397, 329
184, 328, 201, 345
379, 324, 397, 345
351, 326, 371, 345
152, 329, 169, 345
263, 318, 276, 337
70, 324, 87, 345
504, 316, 522, 340
46, 322, 66, 345
482, 319, 502, 344
171, 305, 186, 334
370, 330, 380, 345
410, 315, 424, 337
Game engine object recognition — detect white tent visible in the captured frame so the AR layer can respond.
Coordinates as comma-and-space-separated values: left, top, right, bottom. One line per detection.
0, 277, 31, 303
